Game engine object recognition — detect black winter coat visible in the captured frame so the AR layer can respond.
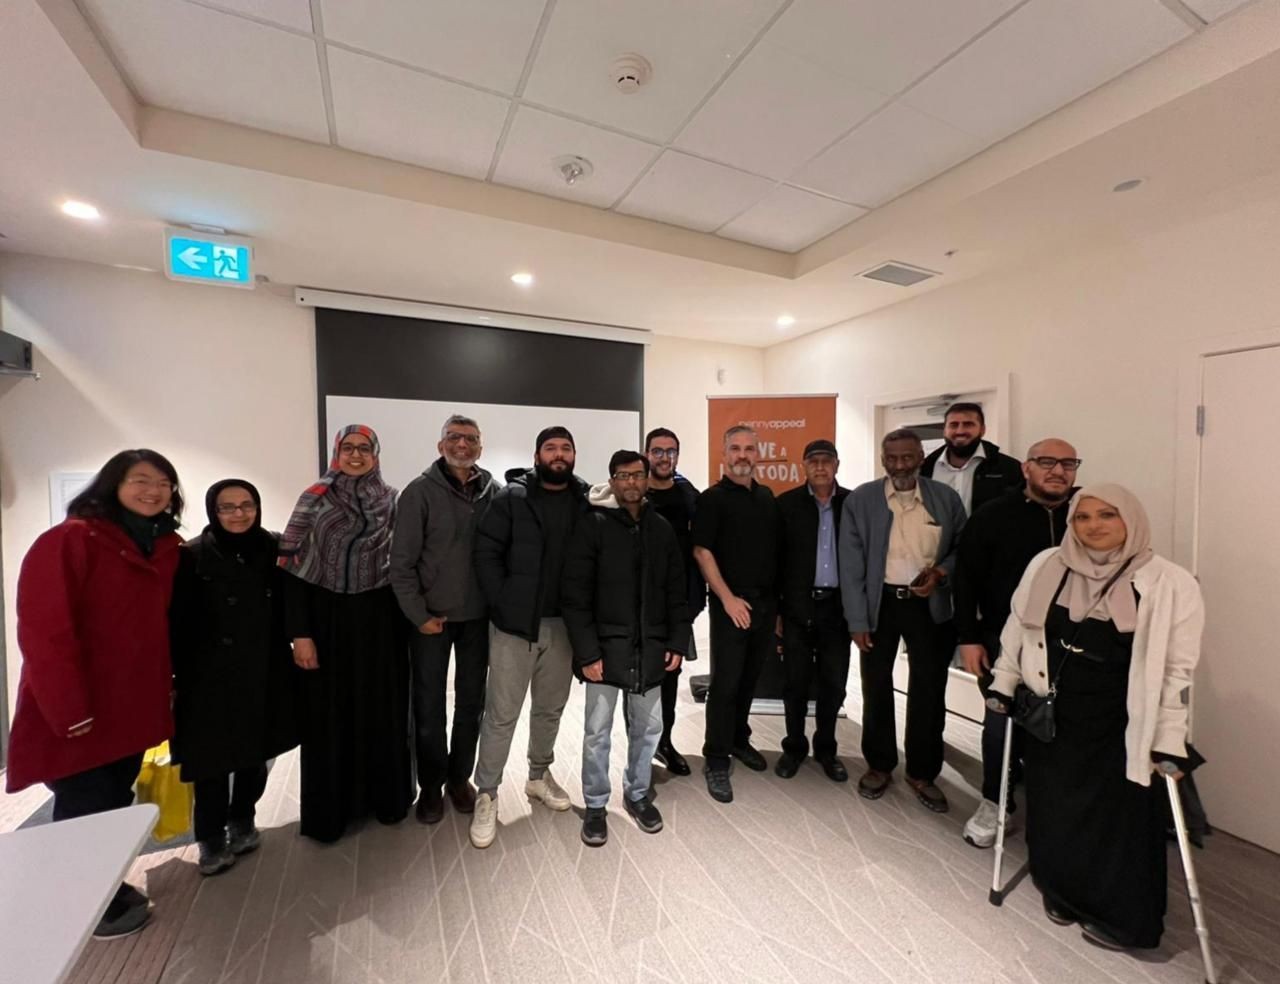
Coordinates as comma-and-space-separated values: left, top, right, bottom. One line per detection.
170, 530, 299, 782
775, 483, 850, 623
561, 502, 691, 694
921, 439, 1024, 515
473, 470, 591, 642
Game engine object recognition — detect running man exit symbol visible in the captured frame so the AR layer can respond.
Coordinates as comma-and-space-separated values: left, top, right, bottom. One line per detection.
163, 227, 255, 289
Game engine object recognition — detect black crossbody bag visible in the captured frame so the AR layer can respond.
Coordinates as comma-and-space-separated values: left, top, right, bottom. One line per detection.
1012, 559, 1134, 743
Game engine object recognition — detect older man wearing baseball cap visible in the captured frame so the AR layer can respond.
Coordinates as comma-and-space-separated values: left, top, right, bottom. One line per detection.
774, 439, 854, 782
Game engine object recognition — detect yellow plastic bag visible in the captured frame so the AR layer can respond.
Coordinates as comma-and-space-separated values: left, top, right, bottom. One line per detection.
134, 742, 193, 841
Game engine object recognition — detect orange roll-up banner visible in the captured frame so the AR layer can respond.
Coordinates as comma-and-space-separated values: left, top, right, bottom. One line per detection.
707, 394, 838, 495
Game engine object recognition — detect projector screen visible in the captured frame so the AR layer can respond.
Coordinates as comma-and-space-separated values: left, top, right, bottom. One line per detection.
313, 306, 646, 490
325, 395, 641, 491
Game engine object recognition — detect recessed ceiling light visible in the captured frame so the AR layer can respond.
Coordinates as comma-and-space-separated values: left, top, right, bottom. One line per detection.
776, 314, 796, 328
511, 272, 534, 287
477, 315, 491, 321
1112, 178, 1144, 193
61, 200, 100, 220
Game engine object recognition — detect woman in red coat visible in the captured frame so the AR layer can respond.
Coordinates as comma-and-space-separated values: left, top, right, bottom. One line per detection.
7, 449, 184, 940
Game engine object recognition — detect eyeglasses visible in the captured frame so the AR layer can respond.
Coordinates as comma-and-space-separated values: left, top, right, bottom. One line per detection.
444, 432, 480, 446
1028, 457, 1082, 472
648, 448, 678, 459
612, 471, 648, 483
123, 477, 173, 491
215, 503, 258, 515
338, 443, 374, 456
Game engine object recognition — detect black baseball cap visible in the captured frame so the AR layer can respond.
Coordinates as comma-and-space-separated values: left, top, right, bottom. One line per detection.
803, 439, 838, 459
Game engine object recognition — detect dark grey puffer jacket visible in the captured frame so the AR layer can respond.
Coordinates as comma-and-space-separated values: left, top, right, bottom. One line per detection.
390, 459, 499, 626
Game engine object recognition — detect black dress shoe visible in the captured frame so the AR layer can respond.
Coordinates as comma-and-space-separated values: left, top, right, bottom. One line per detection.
858, 769, 892, 799
1043, 897, 1076, 926
818, 757, 849, 783
415, 787, 444, 824
732, 745, 767, 772
774, 753, 802, 779
655, 741, 692, 776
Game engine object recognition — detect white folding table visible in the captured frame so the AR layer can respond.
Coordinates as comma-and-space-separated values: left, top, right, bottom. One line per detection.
0, 803, 159, 984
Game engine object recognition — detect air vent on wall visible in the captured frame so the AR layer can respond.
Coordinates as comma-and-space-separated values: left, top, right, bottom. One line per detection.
860, 261, 939, 287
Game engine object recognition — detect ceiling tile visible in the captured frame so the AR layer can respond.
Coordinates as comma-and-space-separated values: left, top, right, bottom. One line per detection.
319, 0, 544, 94
616, 151, 773, 233
1183, 0, 1254, 19
327, 47, 509, 178
492, 107, 659, 208
81, 0, 329, 141
901, 0, 1193, 145
794, 102, 985, 207
198, 0, 314, 32
718, 185, 865, 252
522, 0, 786, 142
674, 38, 886, 180
766, 0, 1021, 96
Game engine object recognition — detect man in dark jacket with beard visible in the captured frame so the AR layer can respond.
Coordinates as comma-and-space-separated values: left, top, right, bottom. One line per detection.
921, 403, 1024, 517
390, 414, 499, 825
953, 438, 1081, 848
562, 450, 690, 846
469, 426, 590, 849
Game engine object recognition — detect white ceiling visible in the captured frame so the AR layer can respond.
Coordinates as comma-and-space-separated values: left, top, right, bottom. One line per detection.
73, 0, 1227, 253
4, 0, 1278, 349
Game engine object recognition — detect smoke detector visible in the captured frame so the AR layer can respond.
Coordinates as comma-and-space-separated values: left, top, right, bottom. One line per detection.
612, 53, 652, 94
553, 155, 594, 186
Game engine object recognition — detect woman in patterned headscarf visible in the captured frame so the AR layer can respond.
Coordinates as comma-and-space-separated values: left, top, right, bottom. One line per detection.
280, 425, 412, 842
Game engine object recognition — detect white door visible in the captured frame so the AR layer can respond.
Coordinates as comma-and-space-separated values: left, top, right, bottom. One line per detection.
880, 388, 999, 724
1196, 345, 1280, 852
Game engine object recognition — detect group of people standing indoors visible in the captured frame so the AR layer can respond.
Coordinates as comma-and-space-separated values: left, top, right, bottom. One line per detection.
5, 404, 1202, 957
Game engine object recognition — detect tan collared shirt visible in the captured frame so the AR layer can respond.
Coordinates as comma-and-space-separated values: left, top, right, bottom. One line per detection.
884, 478, 941, 585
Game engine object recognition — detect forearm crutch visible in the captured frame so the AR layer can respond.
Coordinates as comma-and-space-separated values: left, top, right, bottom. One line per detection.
1161, 762, 1217, 984
988, 713, 1015, 906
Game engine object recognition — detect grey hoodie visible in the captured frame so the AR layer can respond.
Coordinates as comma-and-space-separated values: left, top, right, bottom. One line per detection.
390, 458, 499, 625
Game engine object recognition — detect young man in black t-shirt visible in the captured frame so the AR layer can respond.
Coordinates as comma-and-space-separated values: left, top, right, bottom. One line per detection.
643, 428, 706, 776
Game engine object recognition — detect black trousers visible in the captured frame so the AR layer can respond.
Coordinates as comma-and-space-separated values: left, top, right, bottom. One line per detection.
48, 752, 145, 822
48, 752, 146, 913
193, 764, 270, 844
659, 635, 696, 745
976, 632, 1024, 805
410, 617, 489, 791
703, 594, 776, 769
860, 588, 955, 781
781, 596, 852, 761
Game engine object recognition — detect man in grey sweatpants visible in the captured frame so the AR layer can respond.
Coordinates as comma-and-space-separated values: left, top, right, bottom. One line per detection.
469, 426, 590, 848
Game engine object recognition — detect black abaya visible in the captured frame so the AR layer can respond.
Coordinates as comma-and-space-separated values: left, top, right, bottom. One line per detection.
1024, 598, 1167, 949
284, 575, 412, 843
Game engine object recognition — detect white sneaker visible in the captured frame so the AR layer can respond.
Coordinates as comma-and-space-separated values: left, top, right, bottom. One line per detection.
525, 772, 572, 811
469, 793, 498, 849
963, 798, 1016, 849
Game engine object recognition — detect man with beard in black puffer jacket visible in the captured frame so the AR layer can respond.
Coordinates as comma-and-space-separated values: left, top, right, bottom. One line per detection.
562, 450, 691, 847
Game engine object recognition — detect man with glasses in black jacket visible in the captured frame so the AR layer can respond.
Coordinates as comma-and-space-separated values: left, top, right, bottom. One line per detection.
954, 438, 1081, 848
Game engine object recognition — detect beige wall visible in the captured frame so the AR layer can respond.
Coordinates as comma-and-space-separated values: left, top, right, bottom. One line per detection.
764, 176, 1280, 560
643, 334, 765, 491
0, 253, 762, 716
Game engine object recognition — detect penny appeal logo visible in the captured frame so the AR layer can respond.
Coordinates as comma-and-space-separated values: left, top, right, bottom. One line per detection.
739, 418, 807, 430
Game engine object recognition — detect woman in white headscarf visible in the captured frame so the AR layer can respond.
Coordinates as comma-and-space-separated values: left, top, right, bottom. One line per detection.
990, 484, 1204, 951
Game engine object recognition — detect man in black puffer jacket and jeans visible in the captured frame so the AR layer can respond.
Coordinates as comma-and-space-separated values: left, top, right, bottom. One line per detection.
562, 450, 691, 847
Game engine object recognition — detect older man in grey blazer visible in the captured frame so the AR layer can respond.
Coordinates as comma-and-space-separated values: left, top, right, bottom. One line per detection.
839, 429, 966, 813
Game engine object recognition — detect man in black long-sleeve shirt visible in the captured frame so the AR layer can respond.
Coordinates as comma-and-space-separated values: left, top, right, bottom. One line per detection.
953, 438, 1081, 849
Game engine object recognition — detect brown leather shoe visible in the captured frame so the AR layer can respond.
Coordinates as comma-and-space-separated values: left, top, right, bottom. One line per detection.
906, 777, 950, 813
415, 787, 444, 824
857, 768, 892, 800
446, 780, 477, 815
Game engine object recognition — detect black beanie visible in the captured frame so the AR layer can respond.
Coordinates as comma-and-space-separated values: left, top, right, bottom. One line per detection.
534, 426, 575, 451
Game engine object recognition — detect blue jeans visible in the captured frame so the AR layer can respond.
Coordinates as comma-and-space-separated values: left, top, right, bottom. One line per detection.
582, 682, 663, 809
